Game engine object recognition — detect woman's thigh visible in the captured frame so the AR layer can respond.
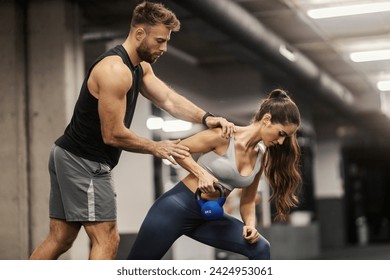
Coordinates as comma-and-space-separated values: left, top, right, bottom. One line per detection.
187, 214, 270, 260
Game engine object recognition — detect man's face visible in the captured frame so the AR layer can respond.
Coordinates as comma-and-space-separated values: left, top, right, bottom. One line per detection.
136, 24, 171, 64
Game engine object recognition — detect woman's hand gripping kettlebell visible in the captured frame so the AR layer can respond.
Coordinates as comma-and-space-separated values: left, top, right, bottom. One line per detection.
195, 183, 226, 220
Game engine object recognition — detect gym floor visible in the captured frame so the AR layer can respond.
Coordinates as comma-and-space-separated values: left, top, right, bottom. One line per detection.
315, 244, 390, 260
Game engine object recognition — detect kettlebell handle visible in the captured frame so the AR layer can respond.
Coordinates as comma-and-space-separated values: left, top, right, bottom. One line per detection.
195, 183, 226, 200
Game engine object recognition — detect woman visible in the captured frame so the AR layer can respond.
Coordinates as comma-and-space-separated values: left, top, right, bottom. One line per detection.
127, 89, 302, 260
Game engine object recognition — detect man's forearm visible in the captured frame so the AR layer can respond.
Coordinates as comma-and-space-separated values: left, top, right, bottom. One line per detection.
162, 92, 206, 124
104, 128, 157, 155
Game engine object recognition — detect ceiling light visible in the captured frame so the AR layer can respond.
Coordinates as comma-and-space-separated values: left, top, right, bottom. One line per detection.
307, 2, 390, 19
146, 117, 164, 130
279, 44, 296, 62
162, 120, 192, 132
377, 81, 390, 91
350, 50, 390, 62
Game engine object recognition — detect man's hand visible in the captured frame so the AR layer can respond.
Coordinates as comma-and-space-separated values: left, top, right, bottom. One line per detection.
205, 116, 236, 138
153, 139, 190, 164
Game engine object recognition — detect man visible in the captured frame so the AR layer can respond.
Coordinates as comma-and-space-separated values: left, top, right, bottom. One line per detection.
30, 1, 235, 260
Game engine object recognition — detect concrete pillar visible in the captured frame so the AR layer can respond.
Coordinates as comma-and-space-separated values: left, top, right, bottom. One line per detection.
314, 137, 346, 248
314, 140, 343, 199
27, 0, 84, 258
0, 0, 29, 260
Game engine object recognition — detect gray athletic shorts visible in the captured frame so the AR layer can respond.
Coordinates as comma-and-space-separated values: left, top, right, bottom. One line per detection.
49, 145, 116, 222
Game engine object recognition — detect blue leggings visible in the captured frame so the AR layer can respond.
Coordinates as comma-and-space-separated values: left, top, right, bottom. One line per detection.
127, 181, 270, 260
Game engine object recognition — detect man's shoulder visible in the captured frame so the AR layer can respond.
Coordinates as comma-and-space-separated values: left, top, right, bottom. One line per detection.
89, 56, 132, 92
139, 61, 152, 74
95, 56, 131, 76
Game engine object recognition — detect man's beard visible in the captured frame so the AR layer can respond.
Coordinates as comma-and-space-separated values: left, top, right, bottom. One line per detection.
136, 41, 160, 64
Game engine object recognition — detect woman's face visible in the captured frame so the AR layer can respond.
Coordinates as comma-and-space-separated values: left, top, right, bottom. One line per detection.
261, 121, 298, 148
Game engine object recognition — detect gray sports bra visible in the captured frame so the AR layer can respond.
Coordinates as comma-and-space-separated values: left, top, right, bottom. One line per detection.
197, 137, 264, 191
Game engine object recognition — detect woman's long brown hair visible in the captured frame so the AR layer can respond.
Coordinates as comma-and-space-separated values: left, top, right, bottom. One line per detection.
253, 89, 302, 221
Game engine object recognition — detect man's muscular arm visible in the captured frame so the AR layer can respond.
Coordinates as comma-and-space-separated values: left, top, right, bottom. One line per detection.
88, 56, 190, 164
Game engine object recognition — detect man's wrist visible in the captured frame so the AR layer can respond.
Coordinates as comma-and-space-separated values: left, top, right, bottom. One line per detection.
201, 112, 215, 127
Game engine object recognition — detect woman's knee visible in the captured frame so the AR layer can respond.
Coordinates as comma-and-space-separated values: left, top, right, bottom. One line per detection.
241, 236, 270, 260
251, 237, 271, 260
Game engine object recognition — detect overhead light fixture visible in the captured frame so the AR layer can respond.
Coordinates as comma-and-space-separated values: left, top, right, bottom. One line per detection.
162, 120, 192, 132
307, 2, 390, 19
147, 117, 193, 132
279, 44, 296, 62
377, 81, 390, 91
146, 116, 164, 130
350, 49, 390, 62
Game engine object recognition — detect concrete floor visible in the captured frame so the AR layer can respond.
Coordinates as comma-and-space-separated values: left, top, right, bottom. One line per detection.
315, 244, 390, 260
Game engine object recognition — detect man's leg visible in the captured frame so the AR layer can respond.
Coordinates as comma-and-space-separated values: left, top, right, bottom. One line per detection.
30, 218, 81, 260
83, 221, 119, 260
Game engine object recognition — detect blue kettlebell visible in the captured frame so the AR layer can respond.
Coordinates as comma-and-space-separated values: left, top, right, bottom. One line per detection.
195, 183, 226, 220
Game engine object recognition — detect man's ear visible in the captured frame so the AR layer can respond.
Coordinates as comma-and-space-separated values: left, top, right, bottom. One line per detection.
135, 27, 146, 41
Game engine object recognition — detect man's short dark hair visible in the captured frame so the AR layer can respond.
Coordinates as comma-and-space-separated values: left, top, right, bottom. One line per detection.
131, 1, 180, 32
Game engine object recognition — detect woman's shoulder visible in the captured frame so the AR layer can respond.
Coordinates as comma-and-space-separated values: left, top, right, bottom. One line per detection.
198, 127, 230, 143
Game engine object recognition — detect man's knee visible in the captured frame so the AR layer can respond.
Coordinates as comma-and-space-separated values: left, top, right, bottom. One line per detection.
84, 221, 119, 246
104, 227, 120, 253
111, 231, 120, 249
48, 219, 80, 251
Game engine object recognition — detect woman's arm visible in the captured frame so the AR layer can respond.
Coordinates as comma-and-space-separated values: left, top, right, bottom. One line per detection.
240, 172, 262, 244
174, 128, 228, 193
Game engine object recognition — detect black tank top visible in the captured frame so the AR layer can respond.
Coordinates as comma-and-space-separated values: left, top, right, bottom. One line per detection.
55, 45, 143, 169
